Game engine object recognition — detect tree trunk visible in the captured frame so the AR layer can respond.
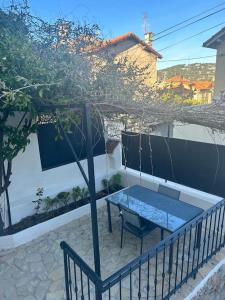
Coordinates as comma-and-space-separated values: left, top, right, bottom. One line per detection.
0, 127, 4, 232
0, 160, 12, 197
0, 111, 12, 231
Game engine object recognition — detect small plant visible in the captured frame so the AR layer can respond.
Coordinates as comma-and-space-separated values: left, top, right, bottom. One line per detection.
102, 173, 122, 193
44, 196, 55, 212
57, 192, 70, 207
102, 178, 109, 190
72, 186, 82, 205
33, 187, 44, 214
111, 173, 122, 188
72, 186, 89, 205
80, 187, 89, 200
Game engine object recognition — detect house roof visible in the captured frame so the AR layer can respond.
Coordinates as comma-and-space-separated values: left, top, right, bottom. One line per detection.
162, 76, 213, 91
85, 32, 162, 59
203, 26, 225, 49
191, 80, 214, 91
165, 76, 191, 90
166, 76, 190, 84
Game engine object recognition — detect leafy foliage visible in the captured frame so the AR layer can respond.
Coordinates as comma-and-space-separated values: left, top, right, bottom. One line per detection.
0, 2, 154, 231
32, 187, 44, 214
72, 186, 82, 203
102, 172, 122, 193
43, 196, 55, 212
72, 186, 89, 205
56, 191, 70, 207
0, 5, 102, 200
80, 187, 90, 200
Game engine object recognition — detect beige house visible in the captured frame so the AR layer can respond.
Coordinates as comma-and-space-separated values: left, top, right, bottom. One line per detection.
88, 32, 162, 86
203, 27, 225, 101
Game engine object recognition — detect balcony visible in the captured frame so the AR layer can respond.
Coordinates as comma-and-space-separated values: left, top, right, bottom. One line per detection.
1, 168, 224, 300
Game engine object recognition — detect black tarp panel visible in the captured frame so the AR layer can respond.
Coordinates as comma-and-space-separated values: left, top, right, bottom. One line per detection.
122, 131, 225, 198
37, 118, 105, 170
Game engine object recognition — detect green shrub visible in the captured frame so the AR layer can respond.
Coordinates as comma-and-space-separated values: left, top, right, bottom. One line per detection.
80, 187, 89, 200
57, 192, 70, 207
44, 196, 55, 212
102, 178, 109, 190
72, 186, 89, 205
111, 173, 122, 187
72, 186, 81, 203
102, 172, 122, 193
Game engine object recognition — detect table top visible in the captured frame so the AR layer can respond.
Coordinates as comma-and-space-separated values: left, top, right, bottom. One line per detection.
106, 185, 204, 232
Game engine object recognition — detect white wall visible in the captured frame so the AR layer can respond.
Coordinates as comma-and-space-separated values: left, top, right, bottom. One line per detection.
151, 121, 225, 146
172, 121, 225, 145
1, 133, 122, 225
214, 41, 225, 100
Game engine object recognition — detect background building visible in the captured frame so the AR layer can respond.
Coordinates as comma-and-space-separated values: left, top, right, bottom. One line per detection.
203, 27, 225, 102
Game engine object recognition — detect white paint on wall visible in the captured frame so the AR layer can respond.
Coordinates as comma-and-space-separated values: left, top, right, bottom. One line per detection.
214, 41, 225, 100
172, 121, 225, 145
151, 121, 225, 146
0, 133, 122, 225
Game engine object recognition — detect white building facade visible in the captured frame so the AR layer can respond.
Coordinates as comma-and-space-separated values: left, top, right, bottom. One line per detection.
203, 27, 225, 102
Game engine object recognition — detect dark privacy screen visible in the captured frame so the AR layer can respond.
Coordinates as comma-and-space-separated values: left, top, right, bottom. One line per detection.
37, 118, 105, 170
122, 131, 225, 198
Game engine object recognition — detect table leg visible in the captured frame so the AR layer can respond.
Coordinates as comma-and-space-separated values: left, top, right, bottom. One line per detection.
168, 243, 173, 274
107, 201, 112, 233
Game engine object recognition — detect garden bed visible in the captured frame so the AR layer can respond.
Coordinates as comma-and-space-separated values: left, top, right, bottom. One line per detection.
1, 187, 122, 236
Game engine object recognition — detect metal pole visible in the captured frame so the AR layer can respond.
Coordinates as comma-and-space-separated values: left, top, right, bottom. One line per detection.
63, 251, 70, 300
84, 103, 101, 278
3, 164, 12, 227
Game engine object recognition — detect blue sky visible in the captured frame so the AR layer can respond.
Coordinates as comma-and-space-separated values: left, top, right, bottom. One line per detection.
2, 0, 225, 69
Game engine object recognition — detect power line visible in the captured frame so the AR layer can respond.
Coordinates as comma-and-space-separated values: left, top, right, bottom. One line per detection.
154, 2, 225, 37
159, 21, 225, 52
158, 54, 216, 63
154, 7, 225, 41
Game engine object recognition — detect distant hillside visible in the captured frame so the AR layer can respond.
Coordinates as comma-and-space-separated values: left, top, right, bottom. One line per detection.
158, 63, 215, 81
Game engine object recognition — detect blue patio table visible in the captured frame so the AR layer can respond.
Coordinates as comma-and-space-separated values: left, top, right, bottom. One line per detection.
105, 185, 204, 272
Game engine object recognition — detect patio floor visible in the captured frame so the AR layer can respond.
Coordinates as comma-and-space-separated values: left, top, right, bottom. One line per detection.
0, 204, 225, 300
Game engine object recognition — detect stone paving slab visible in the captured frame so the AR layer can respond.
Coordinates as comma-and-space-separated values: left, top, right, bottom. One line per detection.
0, 205, 225, 299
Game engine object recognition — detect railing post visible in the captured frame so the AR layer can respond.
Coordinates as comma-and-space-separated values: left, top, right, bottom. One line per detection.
84, 103, 101, 278
63, 251, 70, 300
95, 284, 103, 300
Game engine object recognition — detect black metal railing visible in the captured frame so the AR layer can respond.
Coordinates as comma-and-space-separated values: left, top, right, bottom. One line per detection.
61, 198, 225, 300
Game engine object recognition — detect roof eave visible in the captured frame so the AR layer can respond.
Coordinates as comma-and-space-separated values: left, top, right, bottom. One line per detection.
203, 27, 225, 49
109, 32, 163, 59
143, 46, 162, 59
